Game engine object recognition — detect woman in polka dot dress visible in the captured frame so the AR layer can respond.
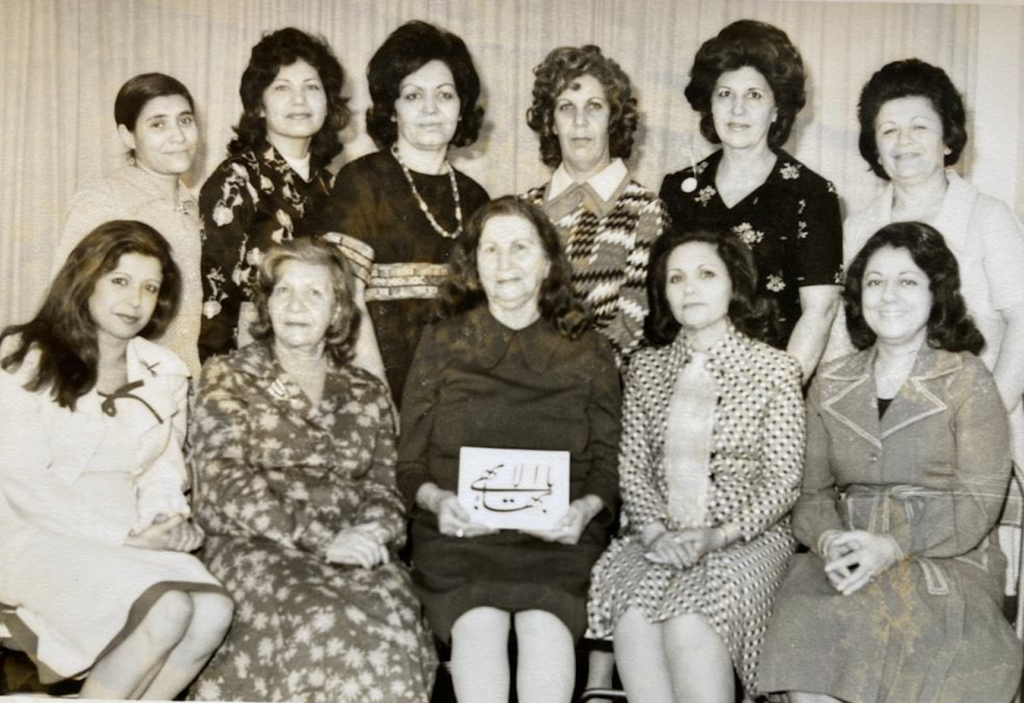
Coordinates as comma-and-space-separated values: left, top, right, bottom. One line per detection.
586, 228, 805, 703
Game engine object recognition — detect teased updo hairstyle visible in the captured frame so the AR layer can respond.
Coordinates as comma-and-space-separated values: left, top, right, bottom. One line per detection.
0, 221, 180, 409
857, 59, 968, 180
685, 19, 806, 148
114, 73, 196, 160
844, 221, 983, 353
440, 196, 590, 339
526, 45, 639, 168
646, 228, 777, 347
365, 20, 484, 150
229, 27, 349, 170
250, 238, 360, 365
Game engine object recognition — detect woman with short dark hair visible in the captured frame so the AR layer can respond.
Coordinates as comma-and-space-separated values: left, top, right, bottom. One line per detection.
198, 27, 349, 361
759, 221, 1022, 703
55, 73, 204, 376
0, 220, 231, 699
843, 58, 1024, 484
523, 44, 668, 365
399, 197, 621, 703
587, 228, 804, 703
660, 19, 843, 382
317, 20, 490, 405
189, 238, 436, 702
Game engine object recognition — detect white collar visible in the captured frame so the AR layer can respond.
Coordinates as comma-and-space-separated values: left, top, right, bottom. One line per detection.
547, 158, 628, 202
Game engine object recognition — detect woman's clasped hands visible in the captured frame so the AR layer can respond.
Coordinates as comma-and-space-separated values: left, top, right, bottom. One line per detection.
326, 524, 391, 569
642, 523, 727, 569
822, 529, 903, 596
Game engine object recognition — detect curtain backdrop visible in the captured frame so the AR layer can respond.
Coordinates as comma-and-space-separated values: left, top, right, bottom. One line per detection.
1, 0, 1020, 330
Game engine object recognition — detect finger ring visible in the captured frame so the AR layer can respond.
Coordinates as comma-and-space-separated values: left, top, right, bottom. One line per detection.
455, 528, 465, 538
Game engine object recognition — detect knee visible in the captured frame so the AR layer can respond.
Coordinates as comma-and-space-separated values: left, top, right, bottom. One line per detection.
189, 593, 234, 646
140, 590, 194, 650
663, 613, 722, 653
513, 610, 572, 648
452, 607, 511, 652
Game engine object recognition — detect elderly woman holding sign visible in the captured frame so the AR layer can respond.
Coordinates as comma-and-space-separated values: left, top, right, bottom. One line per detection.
398, 196, 621, 703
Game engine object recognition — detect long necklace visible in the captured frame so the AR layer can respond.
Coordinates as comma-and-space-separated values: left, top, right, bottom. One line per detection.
391, 145, 463, 239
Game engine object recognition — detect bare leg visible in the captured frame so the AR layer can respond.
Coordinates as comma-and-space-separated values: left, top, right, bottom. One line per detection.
663, 613, 734, 703
450, 607, 511, 703
514, 610, 575, 703
140, 592, 234, 700
80, 590, 194, 699
789, 692, 844, 703
583, 647, 616, 702
613, 607, 674, 703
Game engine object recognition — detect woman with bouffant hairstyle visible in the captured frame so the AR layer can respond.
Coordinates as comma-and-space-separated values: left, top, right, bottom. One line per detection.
199, 27, 348, 362
660, 20, 843, 383
317, 20, 490, 406
523, 45, 667, 364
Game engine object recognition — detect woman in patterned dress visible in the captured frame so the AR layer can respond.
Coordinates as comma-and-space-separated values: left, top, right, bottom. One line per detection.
0, 221, 232, 699
198, 28, 350, 362
587, 228, 805, 703
660, 20, 842, 382
188, 239, 436, 702
523, 44, 667, 366
758, 222, 1021, 703
55, 73, 205, 377
317, 21, 489, 405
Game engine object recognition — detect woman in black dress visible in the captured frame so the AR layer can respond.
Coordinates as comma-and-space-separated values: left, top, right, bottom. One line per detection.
660, 19, 842, 382
398, 197, 621, 703
318, 20, 489, 404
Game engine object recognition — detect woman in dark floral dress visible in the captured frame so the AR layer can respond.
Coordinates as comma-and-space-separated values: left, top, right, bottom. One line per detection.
660, 20, 842, 381
198, 28, 349, 361
189, 240, 435, 703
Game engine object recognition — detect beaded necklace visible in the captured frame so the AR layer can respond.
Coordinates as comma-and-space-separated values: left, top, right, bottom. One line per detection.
391, 145, 463, 239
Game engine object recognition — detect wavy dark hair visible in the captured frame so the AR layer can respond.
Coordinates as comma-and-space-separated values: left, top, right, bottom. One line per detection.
857, 58, 967, 180
844, 221, 983, 353
365, 20, 483, 150
646, 228, 777, 347
526, 45, 639, 168
114, 73, 195, 160
684, 19, 806, 149
228, 27, 349, 170
250, 238, 360, 365
0, 221, 180, 409
440, 196, 590, 339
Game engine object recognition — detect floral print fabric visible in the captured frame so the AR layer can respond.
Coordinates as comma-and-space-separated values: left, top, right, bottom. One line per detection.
188, 342, 435, 702
198, 146, 332, 360
660, 149, 843, 347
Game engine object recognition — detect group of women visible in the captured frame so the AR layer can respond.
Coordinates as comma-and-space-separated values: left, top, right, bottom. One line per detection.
0, 13, 1022, 703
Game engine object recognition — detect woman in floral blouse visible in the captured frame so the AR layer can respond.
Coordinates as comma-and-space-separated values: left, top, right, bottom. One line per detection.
198, 28, 349, 361
660, 20, 842, 381
188, 239, 435, 702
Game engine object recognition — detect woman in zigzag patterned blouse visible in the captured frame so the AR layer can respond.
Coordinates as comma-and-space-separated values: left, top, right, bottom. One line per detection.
523, 45, 668, 367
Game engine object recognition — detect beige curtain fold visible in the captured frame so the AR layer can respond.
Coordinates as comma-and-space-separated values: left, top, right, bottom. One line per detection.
1, 0, 1017, 330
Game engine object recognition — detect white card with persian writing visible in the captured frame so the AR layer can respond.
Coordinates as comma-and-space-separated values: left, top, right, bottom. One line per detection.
458, 446, 570, 531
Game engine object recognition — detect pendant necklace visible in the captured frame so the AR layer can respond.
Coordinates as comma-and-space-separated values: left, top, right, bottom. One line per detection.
391, 145, 463, 239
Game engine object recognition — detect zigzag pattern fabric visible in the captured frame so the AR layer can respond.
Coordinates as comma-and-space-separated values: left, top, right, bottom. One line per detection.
524, 182, 667, 364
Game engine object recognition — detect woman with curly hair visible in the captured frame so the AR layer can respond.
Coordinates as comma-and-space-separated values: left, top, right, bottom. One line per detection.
189, 239, 436, 702
660, 19, 843, 382
317, 20, 490, 404
587, 228, 805, 703
398, 197, 621, 703
199, 27, 349, 361
759, 222, 1021, 702
523, 45, 668, 365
